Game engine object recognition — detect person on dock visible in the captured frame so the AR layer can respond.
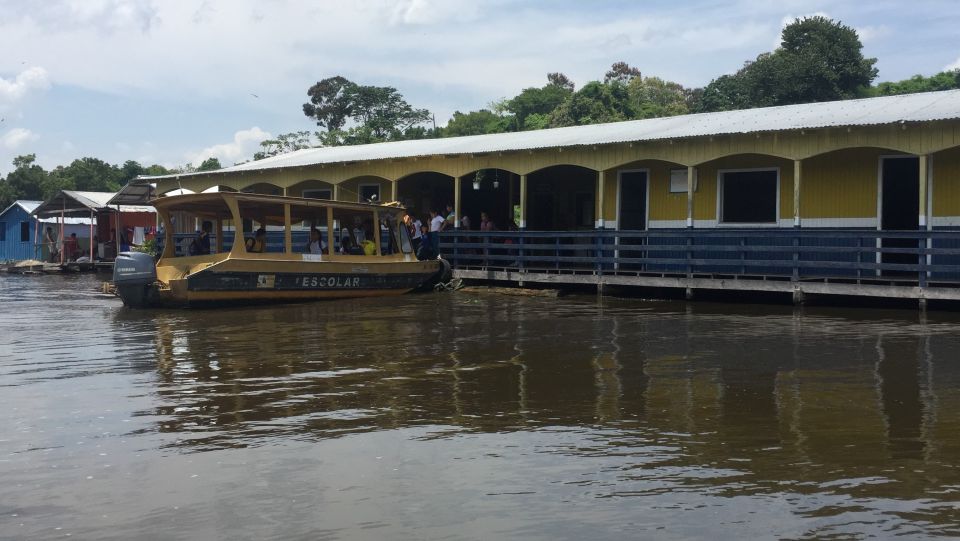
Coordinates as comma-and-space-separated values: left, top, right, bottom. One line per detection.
43, 227, 58, 262
429, 209, 444, 255
63, 233, 79, 261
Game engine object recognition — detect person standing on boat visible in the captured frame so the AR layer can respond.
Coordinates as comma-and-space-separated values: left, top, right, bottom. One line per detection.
307, 227, 326, 254
189, 221, 212, 256
404, 214, 422, 252
246, 227, 266, 253
417, 223, 435, 260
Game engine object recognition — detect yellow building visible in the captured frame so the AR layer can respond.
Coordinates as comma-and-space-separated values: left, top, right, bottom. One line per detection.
141, 90, 960, 302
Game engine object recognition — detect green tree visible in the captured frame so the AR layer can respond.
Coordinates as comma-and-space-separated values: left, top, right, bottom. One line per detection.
604, 61, 642, 85
1, 154, 49, 206
696, 16, 877, 111
254, 131, 315, 160
303, 76, 431, 145
143, 164, 171, 176
196, 157, 223, 171
302, 76, 354, 132
871, 70, 960, 96
548, 81, 633, 127
628, 76, 691, 118
443, 109, 510, 136
506, 77, 574, 130
55, 157, 122, 192
118, 160, 146, 184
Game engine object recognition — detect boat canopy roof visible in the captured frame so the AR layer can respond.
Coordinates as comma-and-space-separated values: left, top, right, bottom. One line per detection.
151, 192, 405, 220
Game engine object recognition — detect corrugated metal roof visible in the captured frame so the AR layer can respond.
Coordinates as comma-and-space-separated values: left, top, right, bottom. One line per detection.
32, 191, 154, 217
143, 89, 960, 181
0, 200, 43, 217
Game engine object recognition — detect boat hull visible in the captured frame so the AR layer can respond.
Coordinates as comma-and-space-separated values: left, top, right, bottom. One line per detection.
119, 259, 446, 308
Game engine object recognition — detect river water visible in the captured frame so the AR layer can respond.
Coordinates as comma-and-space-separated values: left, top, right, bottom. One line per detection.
2, 274, 960, 540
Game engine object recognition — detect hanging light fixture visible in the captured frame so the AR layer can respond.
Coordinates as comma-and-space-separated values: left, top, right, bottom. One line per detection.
473, 170, 485, 190
493, 169, 499, 189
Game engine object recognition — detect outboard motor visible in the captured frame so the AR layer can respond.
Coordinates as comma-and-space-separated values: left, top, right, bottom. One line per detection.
113, 251, 159, 308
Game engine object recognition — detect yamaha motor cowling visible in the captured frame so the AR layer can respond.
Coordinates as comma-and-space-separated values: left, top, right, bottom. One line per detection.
113, 251, 159, 308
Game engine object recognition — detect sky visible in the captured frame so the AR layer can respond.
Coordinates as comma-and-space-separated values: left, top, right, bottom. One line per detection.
1, 0, 959, 177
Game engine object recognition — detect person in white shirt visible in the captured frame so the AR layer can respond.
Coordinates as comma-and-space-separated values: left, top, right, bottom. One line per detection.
307, 228, 326, 254
429, 210, 444, 255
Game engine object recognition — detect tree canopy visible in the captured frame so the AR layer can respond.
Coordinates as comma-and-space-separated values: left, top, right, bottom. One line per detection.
695, 16, 878, 111
303, 76, 431, 146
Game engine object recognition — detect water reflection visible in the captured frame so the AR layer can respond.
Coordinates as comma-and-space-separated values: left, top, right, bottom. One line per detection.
5, 274, 960, 538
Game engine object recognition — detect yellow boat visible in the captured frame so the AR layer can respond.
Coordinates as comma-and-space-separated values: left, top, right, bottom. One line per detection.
113, 192, 448, 308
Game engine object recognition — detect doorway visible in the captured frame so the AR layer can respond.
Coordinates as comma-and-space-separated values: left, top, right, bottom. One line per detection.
879, 156, 919, 275
618, 170, 648, 270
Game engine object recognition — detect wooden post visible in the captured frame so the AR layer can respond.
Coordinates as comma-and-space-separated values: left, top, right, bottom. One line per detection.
34, 215, 40, 261
89, 210, 94, 261
60, 199, 65, 265
454, 175, 461, 229
793, 159, 802, 228
333, 184, 340, 201
325, 206, 335, 255
519, 174, 528, 229
391, 180, 398, 202
919, 154, 929, 229
919, 154, 930, 287
686, 166, 695, 228
596, 170, 605, 229
373, 210, 382, 255
283, 204, 292, 254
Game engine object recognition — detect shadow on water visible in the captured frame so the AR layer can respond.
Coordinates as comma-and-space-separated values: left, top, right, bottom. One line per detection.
5, 274, 960, 539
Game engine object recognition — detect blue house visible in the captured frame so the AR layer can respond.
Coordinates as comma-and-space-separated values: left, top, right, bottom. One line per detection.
0, 200, 42, 262
0, 200, 92, 262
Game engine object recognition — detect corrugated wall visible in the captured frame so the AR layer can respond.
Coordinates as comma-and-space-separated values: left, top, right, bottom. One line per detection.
934, 146, 960, 219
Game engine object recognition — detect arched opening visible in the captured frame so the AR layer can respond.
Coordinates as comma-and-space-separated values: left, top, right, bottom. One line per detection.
288, 179, 334, 200
338, 175, 391, 204
397, 172, 454, 224
526, 165, 597, 231
238, 182, 282, 195
200, 185, 238, 193
458, 168, 520, 231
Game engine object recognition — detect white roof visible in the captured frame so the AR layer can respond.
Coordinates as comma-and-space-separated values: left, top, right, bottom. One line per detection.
31, 190, 154, 217
143, 89, 960, 181
1, 200, 92, 224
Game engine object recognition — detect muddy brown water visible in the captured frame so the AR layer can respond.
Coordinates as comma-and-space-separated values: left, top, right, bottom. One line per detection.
2, 273, 960, 540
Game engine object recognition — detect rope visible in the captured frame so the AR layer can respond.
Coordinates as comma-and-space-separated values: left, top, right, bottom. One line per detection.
434, 277, 464, 292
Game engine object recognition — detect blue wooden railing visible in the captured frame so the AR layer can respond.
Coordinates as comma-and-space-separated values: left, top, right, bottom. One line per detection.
439, 229, 960, 286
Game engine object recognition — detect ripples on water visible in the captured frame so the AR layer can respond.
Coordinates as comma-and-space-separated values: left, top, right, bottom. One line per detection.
2, 274, 960, 539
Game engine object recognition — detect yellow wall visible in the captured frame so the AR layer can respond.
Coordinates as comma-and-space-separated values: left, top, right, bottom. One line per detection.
801, 148, 885, 219
933, 146, 960, 217
337, 176, 392, 203
287, 179, 335, 198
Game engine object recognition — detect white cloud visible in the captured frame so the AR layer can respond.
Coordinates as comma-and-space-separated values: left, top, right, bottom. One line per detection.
856, 25, 892, 44
185, 127, 271, 167
389, 0, 481, 25
1, 127, 40, 149
0, 67, 51, 105
946, 56, 960, 71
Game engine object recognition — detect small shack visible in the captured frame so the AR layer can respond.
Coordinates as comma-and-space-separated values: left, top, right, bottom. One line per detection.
30, 190, 155, 264
0, 200, 94, 262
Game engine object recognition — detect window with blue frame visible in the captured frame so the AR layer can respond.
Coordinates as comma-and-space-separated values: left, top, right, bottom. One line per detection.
21, 221, 30, 242
0, 222, 6, 241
